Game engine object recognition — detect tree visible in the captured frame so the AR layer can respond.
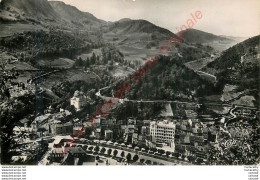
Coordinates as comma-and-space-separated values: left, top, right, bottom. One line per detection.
197, 158, 204, 165
181, 154, 186, 160
161, 150, 165, 155
133, 155, 139, 162
151, 148, 157, 153
158, 149, 163, 155
145, 160, 152, 165
108, 52, 111, 60
67, 105, 76, 117
107, 149, 112, 156
96, 156, 99, 161
187, 156, 195, 162
75, 57, 83, 66
120, 151, 125, 158
91, 52, 96, 64
126, 153, 132, 162
113, 149, 118, 157
144, 146, 149, 152
166, 151, 171, 157
83, 145, 88, 151
94, 145, 100, 153
88, 146, 93, 151
101, 147, 106, 154
86, 57, 90, 66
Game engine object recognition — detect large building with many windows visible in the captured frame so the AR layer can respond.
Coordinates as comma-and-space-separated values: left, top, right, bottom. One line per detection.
149, 120, 175, 147
70, 91, 89, 111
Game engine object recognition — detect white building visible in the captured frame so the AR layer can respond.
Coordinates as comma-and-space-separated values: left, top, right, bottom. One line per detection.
70, 90, 88, 111
150, 120, 175, 148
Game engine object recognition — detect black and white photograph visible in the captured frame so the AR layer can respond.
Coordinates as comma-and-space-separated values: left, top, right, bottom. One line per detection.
0, 0, 259, 174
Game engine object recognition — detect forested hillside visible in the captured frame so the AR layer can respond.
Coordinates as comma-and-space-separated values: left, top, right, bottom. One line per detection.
204, 35, 260, 91
104, 55, 218, 101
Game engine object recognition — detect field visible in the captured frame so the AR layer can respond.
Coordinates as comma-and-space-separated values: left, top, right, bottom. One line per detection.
233, 95, 255, 107
196, 71, 216, 83
40, 58, 74, 68
104, 31, 175, 62
202, 41, 238, 52
77, 48, 102, 60
110, 65, 135, 78
40, 69, 98, 89
5, 61, 37, 70
220, 84, 242, 102
184, 57, 214, 71
207, 104, 231, 114
0, 23, 40, 37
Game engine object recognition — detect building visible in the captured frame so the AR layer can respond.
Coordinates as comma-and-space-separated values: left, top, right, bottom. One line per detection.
175, 120, 210, 160
56, 122, 73, 135
185, 110, 198, 119
150, 120, 175, 148
128, 118, 136, 125
31, 112, 73, 137
70, 90, 89, 111
94, 128, 101, 139
50, 147, 86, 165
100, 117, 116, 126
105, 130, 113, 140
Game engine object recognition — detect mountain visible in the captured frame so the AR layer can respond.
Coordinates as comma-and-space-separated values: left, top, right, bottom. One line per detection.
104, 19, 221, 62
49, 1, 105, 27
108, 19, 173, 36
105, 19, 181, 48
202, 35, 260, 101
0, 0, 243, 63
181, 29, 231, 43
0, 0, 59, 21
204, 35, 260, 74
181, 29, 237, 51
1, 0, 235, 52
220, 35, 248, 43
0, 0, 104, 30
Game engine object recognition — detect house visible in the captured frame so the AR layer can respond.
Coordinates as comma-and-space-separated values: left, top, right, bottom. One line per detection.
31, 112, 74, 137
19, 118, 30, 127
50, 147, 86, 165
185, 110, 198, 119
105, 130, 113, 140
128, 118, 136, 125
70, 90, 89, 111
94, 128, 101, 139
132, 133, 138, 144
56, 122, 73, 135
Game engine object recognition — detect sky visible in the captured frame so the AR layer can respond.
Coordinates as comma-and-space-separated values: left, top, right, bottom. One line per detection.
54, 0, 259, 37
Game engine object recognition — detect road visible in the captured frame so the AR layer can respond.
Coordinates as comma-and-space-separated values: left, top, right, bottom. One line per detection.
96, 89, 196, 105
196, 70, 216, 83
84, 143, 191, 165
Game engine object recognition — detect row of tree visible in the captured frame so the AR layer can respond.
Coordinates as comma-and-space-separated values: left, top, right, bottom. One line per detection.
85, 145, 139, 162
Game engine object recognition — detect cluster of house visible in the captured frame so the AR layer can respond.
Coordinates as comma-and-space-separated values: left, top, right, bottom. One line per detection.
13, 110, 75, 142
13, 87, 257, 165
174, 119, 218, 161
31, 111, 74, 137
7, 82, 35, 98
89, 104, 177, 152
